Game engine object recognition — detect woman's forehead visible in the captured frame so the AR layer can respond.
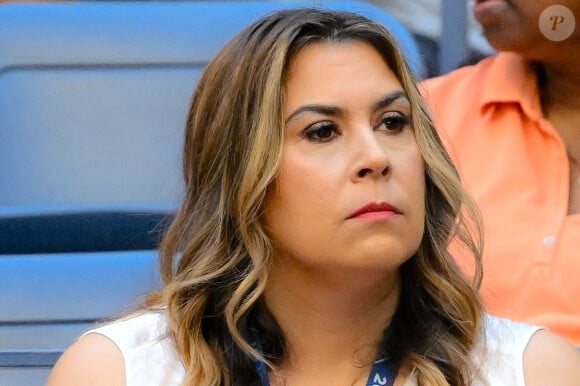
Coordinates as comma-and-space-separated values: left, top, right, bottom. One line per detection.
283, 41, 405, 115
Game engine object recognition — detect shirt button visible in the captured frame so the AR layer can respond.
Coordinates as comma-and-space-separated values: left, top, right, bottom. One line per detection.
543, 236, 555, 246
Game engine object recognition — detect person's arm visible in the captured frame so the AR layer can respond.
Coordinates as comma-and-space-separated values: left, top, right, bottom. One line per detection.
524, 329, 580, 386
46, 333, 125, 386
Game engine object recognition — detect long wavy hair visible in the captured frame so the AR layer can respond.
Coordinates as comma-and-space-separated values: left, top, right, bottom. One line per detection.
155, 8, 484, 386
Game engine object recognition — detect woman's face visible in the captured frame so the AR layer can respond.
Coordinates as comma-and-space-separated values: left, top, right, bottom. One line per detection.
263, 41, 425, 275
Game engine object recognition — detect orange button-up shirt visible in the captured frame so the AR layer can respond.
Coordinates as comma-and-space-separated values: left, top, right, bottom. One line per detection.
421, 53, 580, 345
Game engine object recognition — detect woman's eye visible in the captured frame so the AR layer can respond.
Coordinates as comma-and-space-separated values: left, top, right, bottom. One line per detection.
379, 112, 410, 133
303, 123, 339, 142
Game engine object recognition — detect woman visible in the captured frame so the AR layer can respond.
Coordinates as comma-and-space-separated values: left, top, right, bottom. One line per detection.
48, 8, 580, 386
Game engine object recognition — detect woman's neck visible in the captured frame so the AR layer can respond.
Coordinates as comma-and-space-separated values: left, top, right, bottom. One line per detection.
263, 262, 400, 385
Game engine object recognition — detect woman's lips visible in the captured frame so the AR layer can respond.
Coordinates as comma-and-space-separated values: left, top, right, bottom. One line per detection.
352, 211, 398, 220
348, 202, 401, 220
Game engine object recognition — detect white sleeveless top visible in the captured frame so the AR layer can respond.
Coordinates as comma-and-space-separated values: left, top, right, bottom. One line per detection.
84, 311, 541, 386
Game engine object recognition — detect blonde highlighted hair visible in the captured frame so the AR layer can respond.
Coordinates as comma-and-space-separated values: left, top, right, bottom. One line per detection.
155, 8, 484, 386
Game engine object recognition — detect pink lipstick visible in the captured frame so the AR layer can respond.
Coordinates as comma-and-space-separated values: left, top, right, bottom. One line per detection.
348, 202, 401, 220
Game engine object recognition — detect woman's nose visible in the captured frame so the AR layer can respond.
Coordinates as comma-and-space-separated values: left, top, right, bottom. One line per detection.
351, 132, 391, 181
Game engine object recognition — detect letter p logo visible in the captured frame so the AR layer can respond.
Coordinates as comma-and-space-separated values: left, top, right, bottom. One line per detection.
550, 15, 565, 30
539, 5, 575, 41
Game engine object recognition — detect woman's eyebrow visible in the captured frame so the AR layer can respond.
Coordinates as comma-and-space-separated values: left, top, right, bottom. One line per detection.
284, 90, 409, 125
371, 90, 409, 112
284, 105, 343, 125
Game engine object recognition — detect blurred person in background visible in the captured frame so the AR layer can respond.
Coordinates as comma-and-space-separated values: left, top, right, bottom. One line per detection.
367, 0, 495, 77
422, 0, 580, 345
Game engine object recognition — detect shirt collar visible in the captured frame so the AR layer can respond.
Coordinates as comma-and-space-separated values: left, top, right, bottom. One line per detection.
480, 52, 543, 121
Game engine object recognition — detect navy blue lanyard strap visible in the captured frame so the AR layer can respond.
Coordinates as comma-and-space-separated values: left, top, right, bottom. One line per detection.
366, 358, 395, 386
255, 357, 270, 386
255, 357, 395, 386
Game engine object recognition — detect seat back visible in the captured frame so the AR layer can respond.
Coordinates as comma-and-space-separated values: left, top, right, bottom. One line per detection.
0, 0, 421, 211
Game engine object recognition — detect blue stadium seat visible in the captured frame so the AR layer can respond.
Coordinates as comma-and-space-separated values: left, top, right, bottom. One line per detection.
0, 2, 420, 384
0, 1, 421, 212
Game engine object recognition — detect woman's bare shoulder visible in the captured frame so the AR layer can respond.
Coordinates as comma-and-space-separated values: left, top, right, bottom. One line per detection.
46, 332, 125, 386
523, 329, 580, 386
